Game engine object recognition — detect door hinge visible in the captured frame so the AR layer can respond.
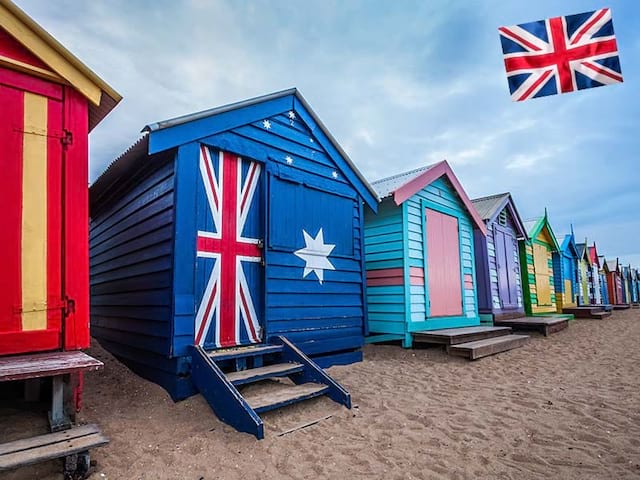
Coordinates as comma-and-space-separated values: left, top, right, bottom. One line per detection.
61, 129, 73, 146
63, 297, 76, 317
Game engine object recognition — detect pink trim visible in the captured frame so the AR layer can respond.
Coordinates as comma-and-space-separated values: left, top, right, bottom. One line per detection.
392, 160, 487, 236
366, 268, 403, 279
464, 274, 474, 290
409, 267, 424, 285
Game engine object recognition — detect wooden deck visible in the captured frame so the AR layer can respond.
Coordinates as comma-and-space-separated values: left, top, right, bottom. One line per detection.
412, 326, 512, 346
494, 316, 569, 336
0, 351, 103, 382
612, 304, 630, 310
562, 306, 611, 319
0, 424, 108, 472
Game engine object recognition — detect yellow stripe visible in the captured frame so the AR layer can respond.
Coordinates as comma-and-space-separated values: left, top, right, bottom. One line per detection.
21, 92, 48, 331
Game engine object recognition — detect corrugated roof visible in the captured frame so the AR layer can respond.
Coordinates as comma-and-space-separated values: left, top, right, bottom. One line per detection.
470, 192, 510, 221
371, 164, 435, 199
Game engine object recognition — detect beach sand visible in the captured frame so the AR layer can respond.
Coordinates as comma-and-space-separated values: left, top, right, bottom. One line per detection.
2, 308, 640, 479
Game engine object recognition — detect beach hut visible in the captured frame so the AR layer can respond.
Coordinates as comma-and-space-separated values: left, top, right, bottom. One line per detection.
606, 258, 624, 306
0, 0, 120, 474
621, 265, 632, 304
575, 241, 592, 306
552, 233, 579, 312
470, 193, 527, 322
88, 89, 377, 438
519, 212, 561, 316
630, 268, 639, 305
598, 256, 610, 305
363, 162, 529, 358
588, 244, 603, 305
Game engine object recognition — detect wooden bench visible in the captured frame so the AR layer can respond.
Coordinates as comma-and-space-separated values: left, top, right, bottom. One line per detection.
0, 424, 108, 472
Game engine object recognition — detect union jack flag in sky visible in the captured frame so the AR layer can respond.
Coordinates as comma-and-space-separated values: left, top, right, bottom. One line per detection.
499, 8, 623, 101
194, 146, 263, 348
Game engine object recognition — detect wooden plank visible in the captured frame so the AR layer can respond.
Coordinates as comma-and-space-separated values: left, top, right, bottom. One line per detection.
247, 383, 328, 412
448, 334, 529, 360
225, 363, 303, 385
0, 431, 108, 471
412, 326, 512, 345
0, 351, 103, 382
207, 344, 283, 361
0, 425, 100, 456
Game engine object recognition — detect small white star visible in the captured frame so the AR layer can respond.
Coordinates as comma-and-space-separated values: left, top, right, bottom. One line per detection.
262, 119, 271, 129
332, 171, 338, 179
288, 111, 296, 120
294, 228, 335, 284
309, 138, 314, 143
285, 156, 293, 164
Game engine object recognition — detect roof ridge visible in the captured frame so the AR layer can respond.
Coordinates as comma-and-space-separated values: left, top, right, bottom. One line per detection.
371, 164, 436, 185
470, 192, 510, 202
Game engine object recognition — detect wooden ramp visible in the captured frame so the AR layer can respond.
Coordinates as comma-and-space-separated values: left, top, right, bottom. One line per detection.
412, 326, 529, 360
190, 336, 350, 439
494, 316, 568, 336
562, 306, 611, 319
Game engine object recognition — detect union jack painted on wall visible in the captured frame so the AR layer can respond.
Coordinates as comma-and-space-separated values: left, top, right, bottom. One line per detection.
194, 146, 264, 348
499, 8, 623, 101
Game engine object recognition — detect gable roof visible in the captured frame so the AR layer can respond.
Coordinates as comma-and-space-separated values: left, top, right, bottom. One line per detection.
523, 212, 560, 251
92, 88, 377, 209
558, 233, 579, 258
0, 0, 121, 131
604, 257, 619, 273
371, 160, 486, 234
576, 242, 590, 261
470, 192, 527, 239
588, 243, 600, 266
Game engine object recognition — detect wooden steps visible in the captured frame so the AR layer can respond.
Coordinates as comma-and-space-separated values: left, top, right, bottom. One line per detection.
0, 424, 108, 472
246, 383, 329, 413
448, 334, 529, 360
494, 316, 569, 336
562, 306, 611, 319
412, 326, 529, 360
190, 336, 351, 439
413, 326, 512, 345
225, 362, 303, 385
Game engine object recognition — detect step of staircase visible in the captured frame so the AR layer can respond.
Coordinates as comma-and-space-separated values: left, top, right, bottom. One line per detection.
612, 304, 630, 310
245, 383, 329, 413
590, 311, 612, 319
495, 316, 568, 336
448, 334, 529, 360
413, 326, 512, 346
225, 362, 304, 386
207, 344, 283, 362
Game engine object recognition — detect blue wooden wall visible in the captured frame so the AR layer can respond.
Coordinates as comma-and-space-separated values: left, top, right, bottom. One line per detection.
89, 156, 193, 400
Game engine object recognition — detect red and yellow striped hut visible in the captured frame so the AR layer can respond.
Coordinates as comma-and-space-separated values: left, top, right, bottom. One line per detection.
0, 0, 121, 355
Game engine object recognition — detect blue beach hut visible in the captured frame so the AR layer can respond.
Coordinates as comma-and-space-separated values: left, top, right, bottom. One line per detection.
552, 232, 579, 312
88, 89, 378, 438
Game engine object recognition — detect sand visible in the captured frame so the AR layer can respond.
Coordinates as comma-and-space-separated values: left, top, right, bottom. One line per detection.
2, 308, 640, 480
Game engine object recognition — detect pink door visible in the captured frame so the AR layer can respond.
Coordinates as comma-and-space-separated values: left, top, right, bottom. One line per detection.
425, 208, 462, 317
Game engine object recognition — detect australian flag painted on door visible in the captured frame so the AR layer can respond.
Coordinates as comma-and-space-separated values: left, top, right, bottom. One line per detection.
194, 146, 264, 349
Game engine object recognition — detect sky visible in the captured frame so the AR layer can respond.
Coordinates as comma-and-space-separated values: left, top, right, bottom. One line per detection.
14, 0, 640, 266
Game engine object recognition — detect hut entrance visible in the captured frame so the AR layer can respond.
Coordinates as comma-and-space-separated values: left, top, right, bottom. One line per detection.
533, 244, 552, 306
494, 225, 519, 309
425, 208, 462, 317
194, 148, 265, 350
0, 82, 65, 354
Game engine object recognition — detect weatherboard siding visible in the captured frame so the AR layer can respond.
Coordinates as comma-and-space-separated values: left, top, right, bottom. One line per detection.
364, 199, 406, 334
90, 157, 176, 367
519, 236, 557, 315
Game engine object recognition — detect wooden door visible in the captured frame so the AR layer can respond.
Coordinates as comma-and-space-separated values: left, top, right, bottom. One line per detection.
495, 225, 518, 308
425, 209, 462, 317
533, 243, 551, 306
0, 74, 64, 355
194, 147, 264, 349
